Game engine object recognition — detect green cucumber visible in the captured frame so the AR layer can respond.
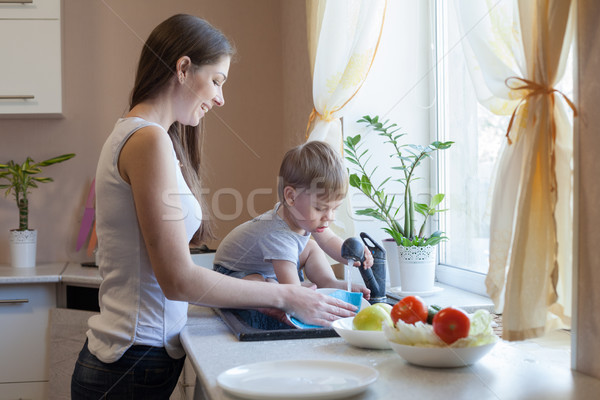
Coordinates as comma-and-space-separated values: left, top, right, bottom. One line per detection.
427, 304, 442, 324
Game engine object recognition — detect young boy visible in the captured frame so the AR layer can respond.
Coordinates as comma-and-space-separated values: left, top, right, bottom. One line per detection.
213, 140, 372, 298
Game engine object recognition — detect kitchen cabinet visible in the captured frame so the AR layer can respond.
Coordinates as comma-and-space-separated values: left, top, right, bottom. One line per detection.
0, 260, 209, 399
0, 0, 62, 116
0, 281, 57, 399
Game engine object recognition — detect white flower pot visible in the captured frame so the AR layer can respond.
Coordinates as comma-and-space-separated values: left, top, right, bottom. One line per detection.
382, 238, 401, 289
9, 229, 37, 268
397, 245, 436, 292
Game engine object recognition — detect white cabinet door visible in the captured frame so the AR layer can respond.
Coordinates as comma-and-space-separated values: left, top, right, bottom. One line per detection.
48, 308, 98, 400
0, 283, 55, 384
0, 0, 59, 19
0, 19, 62, 115
0, 381, 47, 400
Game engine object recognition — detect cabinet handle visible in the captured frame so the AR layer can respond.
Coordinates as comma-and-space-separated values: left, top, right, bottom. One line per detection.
0, 95, 35, 100
0, 0, 34, 3
0, 298, 29, 304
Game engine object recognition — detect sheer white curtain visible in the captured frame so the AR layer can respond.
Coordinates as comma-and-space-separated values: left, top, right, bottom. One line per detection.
305, 0, 387, 238
456, 0, 576, 340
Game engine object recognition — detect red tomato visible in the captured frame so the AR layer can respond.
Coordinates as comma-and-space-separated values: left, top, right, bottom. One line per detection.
432, 307, 471, 344
390, 295, 428, 325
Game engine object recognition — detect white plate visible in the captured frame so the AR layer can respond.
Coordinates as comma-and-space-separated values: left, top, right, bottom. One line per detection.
388, 286, 444, 298
217, 359, 378, 400
332, 317, 391, 350
388, 340, 497, 368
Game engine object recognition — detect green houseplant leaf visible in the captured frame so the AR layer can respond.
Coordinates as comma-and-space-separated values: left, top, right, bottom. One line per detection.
344, 116, 453, 247
0, 153, 76, 231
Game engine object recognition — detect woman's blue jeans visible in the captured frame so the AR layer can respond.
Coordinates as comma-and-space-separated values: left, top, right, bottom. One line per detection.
71, 340, 185, 399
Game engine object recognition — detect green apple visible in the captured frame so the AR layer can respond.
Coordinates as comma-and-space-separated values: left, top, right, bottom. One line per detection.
371, 302, 392, 314
352, 304, 394, 331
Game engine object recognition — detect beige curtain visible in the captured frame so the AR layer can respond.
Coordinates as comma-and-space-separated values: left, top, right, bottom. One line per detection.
305, 0, 386, 238
456, 0, 576, 340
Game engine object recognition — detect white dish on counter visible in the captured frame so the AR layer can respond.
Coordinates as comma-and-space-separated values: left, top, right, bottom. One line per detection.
388, 340, 497, 368
216, 359, 378, 400
332, 316, 392, 350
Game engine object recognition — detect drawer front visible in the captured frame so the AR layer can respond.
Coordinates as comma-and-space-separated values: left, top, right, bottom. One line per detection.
0, 284, 55, 383
0, 0, 59, 20
0, 19, 61, 115
0, 381, 47, 399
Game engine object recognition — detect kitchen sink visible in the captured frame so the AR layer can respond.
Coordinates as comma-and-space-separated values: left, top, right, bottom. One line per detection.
213, 291, 400, 341
213, 308, 339, 341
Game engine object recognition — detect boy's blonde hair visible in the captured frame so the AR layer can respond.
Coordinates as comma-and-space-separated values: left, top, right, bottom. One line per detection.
277, 141, 348, 202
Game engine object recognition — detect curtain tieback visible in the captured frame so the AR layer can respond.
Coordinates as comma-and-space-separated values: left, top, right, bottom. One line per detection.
504, 76, 578, 145
305, 107, 337, 139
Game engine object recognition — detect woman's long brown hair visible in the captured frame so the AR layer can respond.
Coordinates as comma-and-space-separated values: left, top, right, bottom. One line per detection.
130, 14, 235, 244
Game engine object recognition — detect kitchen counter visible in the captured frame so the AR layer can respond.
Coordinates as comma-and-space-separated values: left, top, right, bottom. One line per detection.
181, 306, 600, 400
60, 262, 102, 287
0, 262, 66, 284
0, 254, 213, 287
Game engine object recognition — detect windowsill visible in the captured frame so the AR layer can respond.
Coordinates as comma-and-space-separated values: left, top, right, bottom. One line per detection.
436, 263, 490, 297
334, 262, 496, 313
387, 281, 496, 313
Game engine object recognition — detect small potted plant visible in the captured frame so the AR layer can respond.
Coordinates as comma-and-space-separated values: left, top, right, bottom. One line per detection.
344, 115, 453, 292
0, 153, 75, 267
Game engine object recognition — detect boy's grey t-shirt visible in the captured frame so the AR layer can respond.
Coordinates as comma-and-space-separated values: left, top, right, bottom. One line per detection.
213, 203, 311, 279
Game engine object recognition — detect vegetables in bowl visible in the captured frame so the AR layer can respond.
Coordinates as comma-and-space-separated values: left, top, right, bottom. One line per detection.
384, 309, 499, 348
384, 309, 499, 367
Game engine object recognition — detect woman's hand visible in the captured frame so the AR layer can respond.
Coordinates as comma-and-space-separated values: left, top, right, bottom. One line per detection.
282, 284, 357, 327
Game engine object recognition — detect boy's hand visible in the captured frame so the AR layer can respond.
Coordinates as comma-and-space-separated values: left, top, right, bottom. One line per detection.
351, 283, 371, 300
352, 245, 374, 269
255, 307, 296, 327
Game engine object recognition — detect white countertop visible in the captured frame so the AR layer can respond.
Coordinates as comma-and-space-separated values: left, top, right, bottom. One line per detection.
61, 262, 102, 286
0, 257, 207, 287
181, 306, 600, 400
0, 262, 66, 284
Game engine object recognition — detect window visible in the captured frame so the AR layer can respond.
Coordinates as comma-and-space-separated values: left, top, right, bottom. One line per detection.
343, 0, 436, 249
343, 0, 572, 296
434, 0, 505, 294
434, 1, 574, 294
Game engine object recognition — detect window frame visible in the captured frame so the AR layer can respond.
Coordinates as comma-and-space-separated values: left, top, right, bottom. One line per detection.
433, 0, 488, 296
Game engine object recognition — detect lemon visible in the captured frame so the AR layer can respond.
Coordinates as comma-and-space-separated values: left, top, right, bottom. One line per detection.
352, 304, 394, 331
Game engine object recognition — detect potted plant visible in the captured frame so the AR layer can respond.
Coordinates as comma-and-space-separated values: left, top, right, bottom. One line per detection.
344, 115, 453, 292
0, 153, 76, 267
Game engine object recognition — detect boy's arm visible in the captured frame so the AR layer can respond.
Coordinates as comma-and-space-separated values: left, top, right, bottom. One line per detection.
312, 229, 346, 264
312, 229, 374, 268
272, 259, 302, 285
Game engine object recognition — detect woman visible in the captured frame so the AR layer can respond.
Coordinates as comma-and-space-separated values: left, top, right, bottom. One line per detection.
71, 14, 357, 399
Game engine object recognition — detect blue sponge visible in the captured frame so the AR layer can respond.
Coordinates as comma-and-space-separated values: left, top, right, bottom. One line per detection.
290, 290, 364, 329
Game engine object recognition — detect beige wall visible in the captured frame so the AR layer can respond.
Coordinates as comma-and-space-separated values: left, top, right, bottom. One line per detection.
0, 0, 312, 263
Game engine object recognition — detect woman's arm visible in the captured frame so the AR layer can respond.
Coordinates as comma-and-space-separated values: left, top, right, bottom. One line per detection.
118, 127, 356, 326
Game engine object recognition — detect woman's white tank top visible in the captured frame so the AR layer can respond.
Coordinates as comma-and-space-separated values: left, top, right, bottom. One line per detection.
87, 117, 201, 362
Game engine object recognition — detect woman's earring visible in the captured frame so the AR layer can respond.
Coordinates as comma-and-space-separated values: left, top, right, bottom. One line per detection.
179, 73, 184, 84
